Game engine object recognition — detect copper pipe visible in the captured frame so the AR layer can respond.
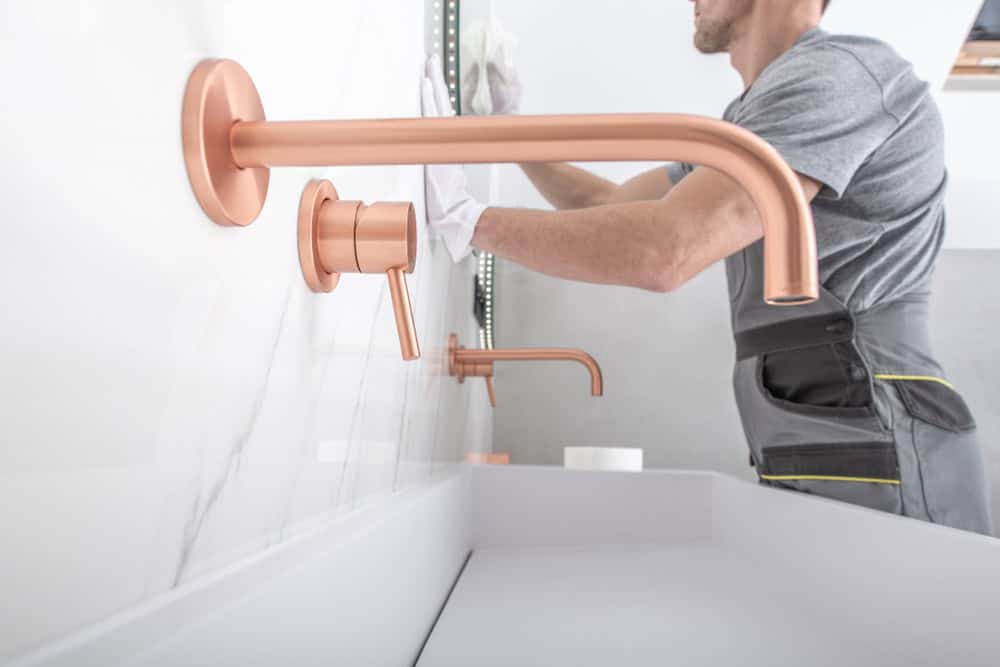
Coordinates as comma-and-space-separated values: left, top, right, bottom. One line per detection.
184, 59, 818, 304
448, 333, 602, 407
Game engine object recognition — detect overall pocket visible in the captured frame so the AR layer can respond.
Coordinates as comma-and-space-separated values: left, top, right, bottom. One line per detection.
747, 341, 901, 515
877, 376, 992, 534
757, 441, 902, 514
757, 339, 880, 422
886, 377, 976, 432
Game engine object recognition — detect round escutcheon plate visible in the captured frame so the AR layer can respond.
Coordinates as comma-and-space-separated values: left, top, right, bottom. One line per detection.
298, 179, 340, 292
182, 59, 269, 226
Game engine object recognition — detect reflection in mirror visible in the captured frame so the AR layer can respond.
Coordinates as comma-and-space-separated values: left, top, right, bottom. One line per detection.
427, 0, 496, 349
428, 0, 498, 348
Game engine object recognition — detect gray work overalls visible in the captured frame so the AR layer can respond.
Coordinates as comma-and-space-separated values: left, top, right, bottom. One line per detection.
728, 240, 993, 535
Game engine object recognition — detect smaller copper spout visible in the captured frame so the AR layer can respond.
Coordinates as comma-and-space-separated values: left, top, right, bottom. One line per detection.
298, 179, 420, 360
448, 333, 603, 407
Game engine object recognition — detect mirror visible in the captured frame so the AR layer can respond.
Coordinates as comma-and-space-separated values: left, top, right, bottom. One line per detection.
427, 0, 496, 349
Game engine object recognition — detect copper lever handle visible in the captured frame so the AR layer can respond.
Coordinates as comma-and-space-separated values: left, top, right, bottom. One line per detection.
182, 59, 817, 305
485, 376, 496, 408
298, 179, 420, 361
385, 268, 419, 361
448, 333, 602, 408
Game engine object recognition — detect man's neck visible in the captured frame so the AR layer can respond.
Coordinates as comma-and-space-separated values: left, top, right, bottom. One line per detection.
727, 6, 822, 90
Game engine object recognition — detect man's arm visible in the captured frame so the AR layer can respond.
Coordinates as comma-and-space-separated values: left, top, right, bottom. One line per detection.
517, 163, 676, 209
471, 167, 821, 292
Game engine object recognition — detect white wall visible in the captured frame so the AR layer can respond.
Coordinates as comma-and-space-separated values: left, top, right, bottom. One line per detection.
937, 91, 1000, 248
464, 0, 1000, 531
0, 1, 490, 661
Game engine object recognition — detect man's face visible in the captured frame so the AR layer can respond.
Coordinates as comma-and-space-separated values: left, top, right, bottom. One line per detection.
690, 0, 753, 53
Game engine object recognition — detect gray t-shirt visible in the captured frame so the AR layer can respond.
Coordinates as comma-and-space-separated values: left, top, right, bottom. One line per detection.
668, 27, 947, 312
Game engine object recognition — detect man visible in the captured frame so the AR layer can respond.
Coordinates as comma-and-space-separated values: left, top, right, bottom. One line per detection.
421, 0, 992, 534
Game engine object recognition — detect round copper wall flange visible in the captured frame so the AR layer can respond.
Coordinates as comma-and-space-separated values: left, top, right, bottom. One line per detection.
297, 179, 340, 292
448, 333, 462, 381
182, 59, 269, 226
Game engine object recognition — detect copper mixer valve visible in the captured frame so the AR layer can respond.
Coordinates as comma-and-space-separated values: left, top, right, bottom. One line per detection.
298, 179, 420, 361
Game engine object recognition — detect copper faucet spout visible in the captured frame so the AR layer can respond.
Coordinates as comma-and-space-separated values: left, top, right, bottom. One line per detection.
185, 60, 818, 304
230, 114, 818, 305
452, 341, 604, 397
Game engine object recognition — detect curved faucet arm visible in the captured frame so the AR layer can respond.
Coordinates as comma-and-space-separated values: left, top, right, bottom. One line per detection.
230, 113, 817, 305
184, 61, 817, 305
454, 346, 603, 397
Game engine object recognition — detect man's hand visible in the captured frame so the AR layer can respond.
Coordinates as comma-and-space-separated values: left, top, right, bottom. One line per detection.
420, 54, 488, 262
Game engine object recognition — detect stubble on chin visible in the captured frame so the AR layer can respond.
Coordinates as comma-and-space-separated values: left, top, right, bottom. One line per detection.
693, 20, 730, 54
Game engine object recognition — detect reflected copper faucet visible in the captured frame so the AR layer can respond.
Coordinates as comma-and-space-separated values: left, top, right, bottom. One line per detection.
182, 59, 818, 305
448, 333, 602, 407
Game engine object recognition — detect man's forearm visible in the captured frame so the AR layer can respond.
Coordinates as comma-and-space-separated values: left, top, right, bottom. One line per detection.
470, 201, 673, 291
517, 162, 617, 210
469, 166, 772, 299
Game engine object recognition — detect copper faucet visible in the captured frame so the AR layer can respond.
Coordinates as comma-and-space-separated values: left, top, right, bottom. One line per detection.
297, 179, 419, 361
182, 59, 818, 305
448, 333, 602, 407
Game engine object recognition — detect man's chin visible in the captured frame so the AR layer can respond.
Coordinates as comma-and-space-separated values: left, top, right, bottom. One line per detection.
693, 38, 727, 54
693, 23, 731, 54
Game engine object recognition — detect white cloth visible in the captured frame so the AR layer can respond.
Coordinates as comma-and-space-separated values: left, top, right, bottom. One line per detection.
460, 15, 522, 116
420, 53, 488, 263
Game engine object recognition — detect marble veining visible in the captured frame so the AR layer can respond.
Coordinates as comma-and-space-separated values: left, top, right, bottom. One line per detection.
173, 280, 296, 586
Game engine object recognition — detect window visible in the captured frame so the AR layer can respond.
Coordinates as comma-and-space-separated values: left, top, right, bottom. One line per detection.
951, 0, 1000, 79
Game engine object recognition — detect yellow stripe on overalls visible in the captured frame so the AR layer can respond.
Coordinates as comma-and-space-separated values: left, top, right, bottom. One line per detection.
873, 374, 955, 390
759, 474, 901, 485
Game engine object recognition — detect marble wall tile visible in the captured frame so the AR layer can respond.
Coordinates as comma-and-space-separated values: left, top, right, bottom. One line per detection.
0, 0, 490, 661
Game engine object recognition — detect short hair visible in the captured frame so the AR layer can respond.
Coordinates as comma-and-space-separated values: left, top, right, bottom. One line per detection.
822, 0, 831, 13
